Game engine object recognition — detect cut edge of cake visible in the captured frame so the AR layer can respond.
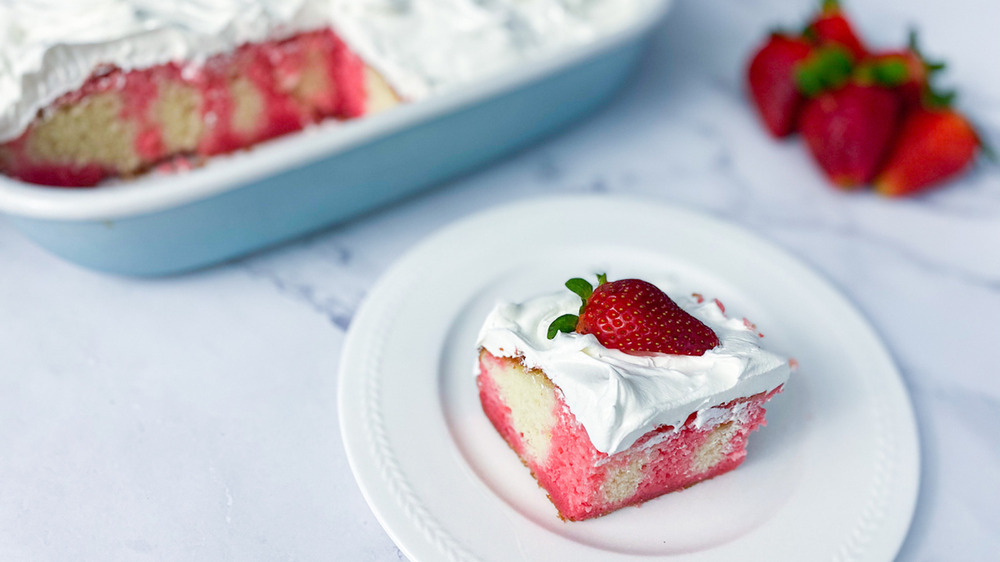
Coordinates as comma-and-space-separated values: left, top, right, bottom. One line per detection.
0, 28, 400, 188
476, 348, 783, 521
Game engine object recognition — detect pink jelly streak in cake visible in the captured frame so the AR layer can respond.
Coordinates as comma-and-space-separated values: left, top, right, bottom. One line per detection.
477, 350, 781, 521
0, 29, 367, 187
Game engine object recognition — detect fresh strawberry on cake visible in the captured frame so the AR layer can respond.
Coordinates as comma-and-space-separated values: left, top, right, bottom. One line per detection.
476, 274, 792, 521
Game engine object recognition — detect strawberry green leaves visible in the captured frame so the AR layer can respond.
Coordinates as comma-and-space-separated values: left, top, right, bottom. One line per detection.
795, 46, 853, 97
546, 273, 606, 339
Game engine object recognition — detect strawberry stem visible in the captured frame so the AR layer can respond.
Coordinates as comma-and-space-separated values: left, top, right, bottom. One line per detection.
908, 29, 946, 74
905, 30, 956, 111
821, 0, 841, 14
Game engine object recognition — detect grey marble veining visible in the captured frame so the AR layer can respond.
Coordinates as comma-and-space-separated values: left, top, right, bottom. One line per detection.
2, 0, 999, 560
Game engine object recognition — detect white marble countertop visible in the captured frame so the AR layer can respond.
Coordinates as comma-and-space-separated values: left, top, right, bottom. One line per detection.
2, 0, 999, 560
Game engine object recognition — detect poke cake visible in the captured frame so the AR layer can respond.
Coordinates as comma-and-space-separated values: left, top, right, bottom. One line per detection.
0, 0, 654, 187
476, 274, 792, 521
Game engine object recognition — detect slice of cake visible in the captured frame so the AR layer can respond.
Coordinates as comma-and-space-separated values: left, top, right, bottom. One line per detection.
476, 274, 792, 521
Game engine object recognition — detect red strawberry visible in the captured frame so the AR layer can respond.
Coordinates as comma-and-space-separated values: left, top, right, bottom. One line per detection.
799, 81, 901, 187
868, 51, 927, 108
869, 32, 948, 110
805, 0, 867, 60
547, 274, 719, 356
747, 33, 814, 137
875, 108, 981, 196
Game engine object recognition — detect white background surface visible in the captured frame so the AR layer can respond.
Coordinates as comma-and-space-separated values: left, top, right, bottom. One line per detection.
2, 0, 999, 559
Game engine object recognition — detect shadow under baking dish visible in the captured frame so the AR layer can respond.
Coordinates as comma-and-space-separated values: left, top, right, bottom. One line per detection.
438, 255, 809, 556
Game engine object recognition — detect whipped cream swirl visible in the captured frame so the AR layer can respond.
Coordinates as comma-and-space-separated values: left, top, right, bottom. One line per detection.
0, 0, 656, 142
477, 289, 791, 456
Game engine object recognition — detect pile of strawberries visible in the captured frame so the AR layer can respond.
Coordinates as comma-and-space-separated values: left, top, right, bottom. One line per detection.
747, 0, 987, 196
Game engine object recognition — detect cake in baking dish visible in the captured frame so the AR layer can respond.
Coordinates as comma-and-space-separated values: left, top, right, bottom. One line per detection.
475, 274, 792, 521
0, 1, 404, 188
0, 29, 396, 187
0, 0, 655, 187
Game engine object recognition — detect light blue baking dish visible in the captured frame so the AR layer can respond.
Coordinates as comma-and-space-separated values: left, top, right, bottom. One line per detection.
0, 2, 671, 276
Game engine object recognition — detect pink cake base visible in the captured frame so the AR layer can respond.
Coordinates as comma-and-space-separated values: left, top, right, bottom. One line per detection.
0, 28, 369, 187
477, 350, 781, 521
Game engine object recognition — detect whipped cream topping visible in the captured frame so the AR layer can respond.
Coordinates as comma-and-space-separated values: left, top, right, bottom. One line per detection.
476, 288, 791, 456
0, 0, 655, 142
329, 0, 656, 100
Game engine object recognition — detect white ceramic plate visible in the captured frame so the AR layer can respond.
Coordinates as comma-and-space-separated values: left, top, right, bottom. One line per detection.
338, 195, 919, 562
